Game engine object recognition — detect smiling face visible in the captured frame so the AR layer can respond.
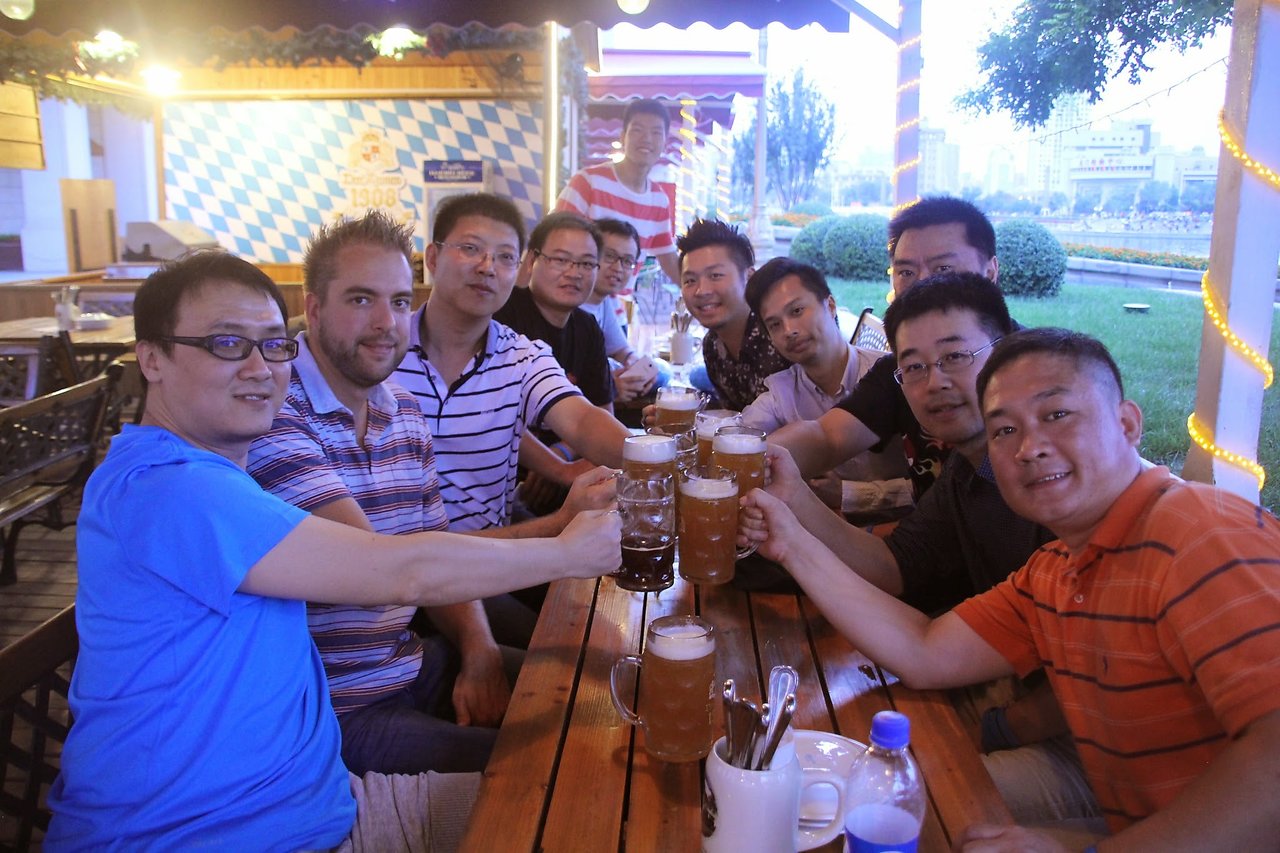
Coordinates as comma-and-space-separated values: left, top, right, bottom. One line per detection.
425, 214, 521, 323
622, 112, 668, 172
597, 231, 641, 300
983, 352, 1144, 551
137, 281, 290, 464
893, 307, 999, 459
526, 226, 600, 322
307, 242, 413, 399
758, 275, 842, 370
680, 245, 751, 332
891, 222, 999, 296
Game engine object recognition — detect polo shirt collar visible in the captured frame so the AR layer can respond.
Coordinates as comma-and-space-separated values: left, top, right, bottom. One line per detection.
1081, 464, 1175, 552
409, 303, 499, 366
291, 331, 396, 416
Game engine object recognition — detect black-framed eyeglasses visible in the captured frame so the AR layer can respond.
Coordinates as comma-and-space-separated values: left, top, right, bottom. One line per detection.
893, 338, 1001, 386
160, 334, 299, 363
434, 241, 521, 270
601, 250, 638, 270
532, 249, 600, 273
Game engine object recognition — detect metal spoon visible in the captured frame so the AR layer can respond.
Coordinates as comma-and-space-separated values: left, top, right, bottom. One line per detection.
722, 679, 736, 761
756, 666, 798, 769
755, 694, 796, 770
730, 698, 763, 768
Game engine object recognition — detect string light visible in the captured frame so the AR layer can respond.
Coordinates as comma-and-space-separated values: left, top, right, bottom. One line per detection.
1187, 413, 1266, 489
895, 77, 920, 96
1200, 272, 1275, 388
893, 117, 920, 137
1217, 109, 1280, 191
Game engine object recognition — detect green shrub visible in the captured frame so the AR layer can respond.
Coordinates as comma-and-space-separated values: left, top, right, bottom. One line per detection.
995, 218, 1067, 298
788, 214, 843, 270
790, 200, 834, 217
771, 212, 819, 228
821, 214, 890, 281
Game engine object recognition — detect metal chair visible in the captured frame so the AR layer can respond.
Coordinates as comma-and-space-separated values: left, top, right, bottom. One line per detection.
849, 307, 889, 352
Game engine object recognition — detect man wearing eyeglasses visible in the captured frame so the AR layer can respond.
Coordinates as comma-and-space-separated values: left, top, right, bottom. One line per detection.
392, 194, 629, 568
585, 217, 664, 404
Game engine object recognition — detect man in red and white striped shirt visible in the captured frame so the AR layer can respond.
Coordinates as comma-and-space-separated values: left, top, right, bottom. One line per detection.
556, 98, 680, 284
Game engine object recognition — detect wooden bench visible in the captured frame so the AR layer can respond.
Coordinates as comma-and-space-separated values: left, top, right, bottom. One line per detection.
0, 369, 118, 586
0, 605, 76, 852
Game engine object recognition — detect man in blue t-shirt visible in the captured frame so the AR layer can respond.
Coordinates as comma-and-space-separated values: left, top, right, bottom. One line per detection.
47, 251, 620, 850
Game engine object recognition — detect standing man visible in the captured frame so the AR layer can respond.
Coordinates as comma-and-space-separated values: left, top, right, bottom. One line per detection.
556, 98, 681, 285
741, 257, 912, 521
392, 193, 630, 537
47, 251, 620, 848
678, 218, 788, 411
769, 196, 1000, 497
247, 212, 613, 775
744, 328, 1280, 850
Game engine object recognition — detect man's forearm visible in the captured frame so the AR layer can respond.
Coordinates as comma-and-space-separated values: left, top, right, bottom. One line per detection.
424, 600, 497, 657
564, 407, 628, 468
788, 484, 904, 596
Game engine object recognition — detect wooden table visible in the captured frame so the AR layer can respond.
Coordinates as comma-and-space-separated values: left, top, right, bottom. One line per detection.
0, 315, 135, 347
460, 576, 1012, 852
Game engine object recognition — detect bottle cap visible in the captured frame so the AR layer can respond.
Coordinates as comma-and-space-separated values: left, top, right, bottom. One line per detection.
869, 710, 910, 749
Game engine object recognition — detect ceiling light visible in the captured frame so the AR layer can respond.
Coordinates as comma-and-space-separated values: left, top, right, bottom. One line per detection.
617, 0, 650, 14
0, 0, 34, 21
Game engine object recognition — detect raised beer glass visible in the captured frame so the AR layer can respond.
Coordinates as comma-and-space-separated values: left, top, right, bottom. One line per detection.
654, 385, 704, 432
614, 471, 676, 593
695, 409, 740, 467
678, 465, 757, 585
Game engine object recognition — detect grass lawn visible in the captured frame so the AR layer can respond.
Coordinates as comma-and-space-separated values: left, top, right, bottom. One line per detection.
828, 279, 1280, 512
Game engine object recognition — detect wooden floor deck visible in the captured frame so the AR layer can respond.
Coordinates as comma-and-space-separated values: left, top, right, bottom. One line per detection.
1, 522, 77, 651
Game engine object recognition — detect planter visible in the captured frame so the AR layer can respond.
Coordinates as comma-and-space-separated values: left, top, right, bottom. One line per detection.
1066, 256, 1280, 301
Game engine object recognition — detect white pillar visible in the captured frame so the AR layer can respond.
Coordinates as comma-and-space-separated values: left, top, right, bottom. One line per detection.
749, 27, 775, 255
1181, 0, 1279, 501
20, 99, 92, 273
100, 108, 158, 230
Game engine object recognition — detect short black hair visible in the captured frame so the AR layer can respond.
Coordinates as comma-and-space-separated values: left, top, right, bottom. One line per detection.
744, 257, 831, 318
304, 209, 414, 300
432, 192, 527, 253
882, 271, 1013, 355
595, 217, 641, 257
135, 251, 287, 354
622, 98, 671, 134
888, 196, 996, 262
676, 218, 754, 274
528, 211, 603, 255
976, 327, 1125, 406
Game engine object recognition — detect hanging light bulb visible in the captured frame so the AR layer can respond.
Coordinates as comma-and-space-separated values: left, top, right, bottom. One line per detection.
617, 0, 649, 14
0, 0, 35, 21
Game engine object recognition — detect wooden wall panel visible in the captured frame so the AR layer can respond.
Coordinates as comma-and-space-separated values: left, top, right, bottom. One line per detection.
0, 82, 43, 170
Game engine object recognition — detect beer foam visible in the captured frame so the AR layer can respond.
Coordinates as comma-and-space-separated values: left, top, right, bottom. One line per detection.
713, 432, 766, 454
680, 476, 737, 500
658, 392, 702, 411
624, 434, 677, 463
696, 410, 738, 439
648, 624, 716, 660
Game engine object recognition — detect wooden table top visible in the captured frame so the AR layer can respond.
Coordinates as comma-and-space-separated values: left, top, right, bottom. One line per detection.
460, 575, 1011, 852
0, 315, 135, 347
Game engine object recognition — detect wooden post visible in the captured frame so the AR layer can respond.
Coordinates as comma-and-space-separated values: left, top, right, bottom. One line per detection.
1181, 0, 1279, 501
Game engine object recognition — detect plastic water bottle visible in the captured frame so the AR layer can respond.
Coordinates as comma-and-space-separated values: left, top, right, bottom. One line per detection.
843, 711, 925, 853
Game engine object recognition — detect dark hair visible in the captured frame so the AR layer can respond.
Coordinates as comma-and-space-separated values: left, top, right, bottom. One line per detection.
528, 211, 603, 255
882, 271, 1013, 355
622, 98, 671, 134
595, 217, 641, 257
744, 257, 831, 318
676, 218, 754, 273
888, 196, 996, 262
431, 192, 527, 253
304, 209, 413, 300
976, 327, 1125, 406
134, 251, 287, 354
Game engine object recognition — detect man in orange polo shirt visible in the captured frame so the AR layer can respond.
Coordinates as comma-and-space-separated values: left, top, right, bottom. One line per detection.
743, 327, 1280, 849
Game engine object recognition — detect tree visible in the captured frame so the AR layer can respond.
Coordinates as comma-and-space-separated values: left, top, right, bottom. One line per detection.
1180, 180, 1216, 214
1136, 180, 1178, 213
958, 0, 1232, 127
732, 68, 837, 210
1073, 187, 1102, 215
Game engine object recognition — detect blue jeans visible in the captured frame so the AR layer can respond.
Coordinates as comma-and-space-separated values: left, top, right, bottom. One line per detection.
337, 635, 523, 775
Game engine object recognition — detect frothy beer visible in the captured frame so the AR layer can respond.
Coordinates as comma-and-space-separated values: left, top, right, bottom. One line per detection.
655, 387, 702, 431
695, 409, 739, 467
639, 619, 717, 761
678, 472, 739, 585
623, 434, 677, 481
711, 427, 766, 495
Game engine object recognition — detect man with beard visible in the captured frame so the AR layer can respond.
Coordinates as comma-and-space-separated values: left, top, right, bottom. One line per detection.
247, 212, 614, 774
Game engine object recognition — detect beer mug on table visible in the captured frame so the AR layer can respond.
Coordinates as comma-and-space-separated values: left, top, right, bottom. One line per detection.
610, 615, 717, 762
678, 466, 757, 586
614, 471, 676, 593
695, 409, 740, 467
711, 425, 767, 495
654, 386, 705, 432
623, 433, 678, 482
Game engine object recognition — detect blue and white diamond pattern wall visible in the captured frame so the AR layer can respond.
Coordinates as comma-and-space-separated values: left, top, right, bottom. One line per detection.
163, 99, 545, 262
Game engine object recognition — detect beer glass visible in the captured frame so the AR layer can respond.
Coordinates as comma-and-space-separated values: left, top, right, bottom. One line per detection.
695, 409, 740, 467
678, 466, 757, 585
646, 425, 697, 477
711, 425, 767, 495
614, 471, 676, 593
622, 433, 677, 482
610, 615, 717, 762
654, 386, 705, 432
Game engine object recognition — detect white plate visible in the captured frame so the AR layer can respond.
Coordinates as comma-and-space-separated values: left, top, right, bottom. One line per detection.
794, 729, 865, 826
76, 313, 112, 330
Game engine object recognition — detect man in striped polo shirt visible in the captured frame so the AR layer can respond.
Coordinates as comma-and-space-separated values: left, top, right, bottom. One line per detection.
556, 98, 681, 284
745, 328, 1280, 849
248, 212, 616, 774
